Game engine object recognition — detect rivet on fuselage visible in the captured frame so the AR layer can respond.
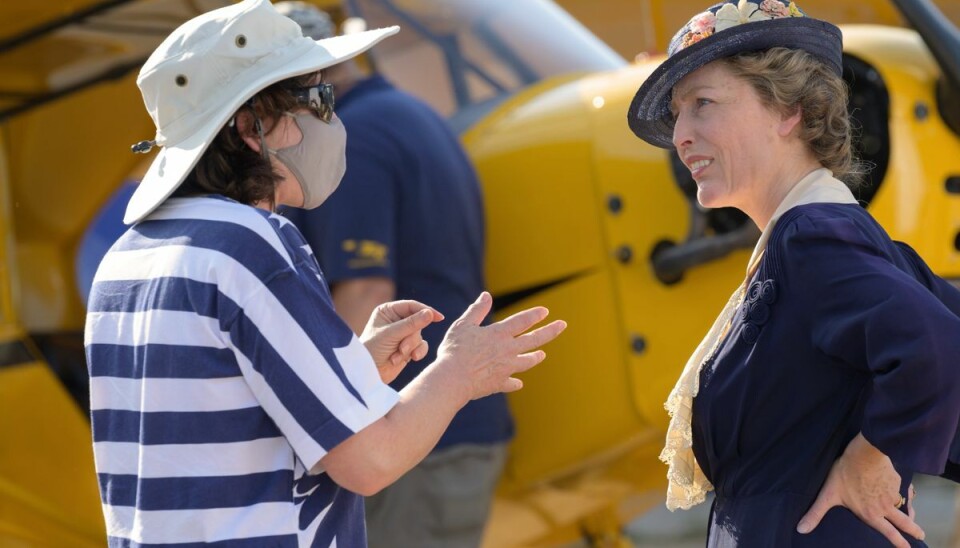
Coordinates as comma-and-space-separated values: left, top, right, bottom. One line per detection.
607, 194, 623, 214
630, 334, 647, 355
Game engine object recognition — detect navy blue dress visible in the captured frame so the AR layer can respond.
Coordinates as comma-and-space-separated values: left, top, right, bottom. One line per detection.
691, 203, 960, 546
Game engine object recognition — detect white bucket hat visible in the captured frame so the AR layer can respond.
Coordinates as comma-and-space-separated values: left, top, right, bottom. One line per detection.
124, 0, 398, 224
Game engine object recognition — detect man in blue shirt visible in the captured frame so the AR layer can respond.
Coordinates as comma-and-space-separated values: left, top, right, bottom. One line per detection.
277, 4, 514, 546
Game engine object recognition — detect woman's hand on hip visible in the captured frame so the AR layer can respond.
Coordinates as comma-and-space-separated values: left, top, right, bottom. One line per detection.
797, 433, 924, 547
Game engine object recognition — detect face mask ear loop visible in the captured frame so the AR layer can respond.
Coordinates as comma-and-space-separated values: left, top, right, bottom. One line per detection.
248, 97, 269, 161
255, 117, 269, 161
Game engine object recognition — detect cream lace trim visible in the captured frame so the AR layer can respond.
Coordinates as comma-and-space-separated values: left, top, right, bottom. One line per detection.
660, 168, 857, 510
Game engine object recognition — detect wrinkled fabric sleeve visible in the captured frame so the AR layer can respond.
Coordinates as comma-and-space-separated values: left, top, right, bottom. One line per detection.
779, 214, 960, 474
224, 269, 399, 470
894, 241, 960, 480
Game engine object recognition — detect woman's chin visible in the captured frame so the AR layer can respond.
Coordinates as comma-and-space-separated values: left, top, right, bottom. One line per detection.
696, 188, 725, 210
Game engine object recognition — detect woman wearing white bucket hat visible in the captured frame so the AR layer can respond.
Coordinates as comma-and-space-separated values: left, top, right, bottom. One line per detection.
83, 1, 566, 546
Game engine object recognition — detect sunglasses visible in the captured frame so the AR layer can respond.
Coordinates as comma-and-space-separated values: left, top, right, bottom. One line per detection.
292, 82, 335, 123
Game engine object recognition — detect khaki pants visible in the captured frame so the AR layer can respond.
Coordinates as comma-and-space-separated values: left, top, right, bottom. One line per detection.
365, 443, 508, 548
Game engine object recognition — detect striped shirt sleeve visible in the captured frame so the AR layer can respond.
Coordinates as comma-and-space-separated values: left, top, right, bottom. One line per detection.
222, 232, 399, 470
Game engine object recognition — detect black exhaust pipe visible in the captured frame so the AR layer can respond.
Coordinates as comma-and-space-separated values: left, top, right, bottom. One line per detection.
889, 0, 960, 135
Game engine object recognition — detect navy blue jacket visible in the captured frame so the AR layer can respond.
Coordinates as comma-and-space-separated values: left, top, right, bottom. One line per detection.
692, 203, 960, 546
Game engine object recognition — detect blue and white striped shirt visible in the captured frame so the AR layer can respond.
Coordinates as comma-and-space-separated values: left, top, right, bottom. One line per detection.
85, 196, 399, 547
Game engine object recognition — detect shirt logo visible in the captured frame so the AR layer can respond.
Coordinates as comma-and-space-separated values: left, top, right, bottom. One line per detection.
342, 239, 390, 269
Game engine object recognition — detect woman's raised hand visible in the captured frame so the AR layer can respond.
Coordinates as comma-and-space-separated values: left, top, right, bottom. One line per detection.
437, 292, 566, 401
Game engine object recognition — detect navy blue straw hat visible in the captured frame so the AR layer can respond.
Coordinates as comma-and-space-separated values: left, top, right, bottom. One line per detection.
627, 0, 843, 149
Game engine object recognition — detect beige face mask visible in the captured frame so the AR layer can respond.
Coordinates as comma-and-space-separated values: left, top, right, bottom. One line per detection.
269, 112, 347, 209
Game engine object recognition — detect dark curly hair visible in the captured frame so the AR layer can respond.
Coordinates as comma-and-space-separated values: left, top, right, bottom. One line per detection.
173, 72, 318, 207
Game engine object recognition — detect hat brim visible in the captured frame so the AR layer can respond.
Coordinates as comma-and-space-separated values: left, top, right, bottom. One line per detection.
124, 25, 399, 225
627, 17, 842, 149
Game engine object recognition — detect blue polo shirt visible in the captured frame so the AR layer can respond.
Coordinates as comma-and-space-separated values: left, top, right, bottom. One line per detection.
288, 76, 513, 450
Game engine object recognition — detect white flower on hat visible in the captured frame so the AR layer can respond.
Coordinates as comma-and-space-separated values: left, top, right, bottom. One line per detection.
715, 0, 772, 33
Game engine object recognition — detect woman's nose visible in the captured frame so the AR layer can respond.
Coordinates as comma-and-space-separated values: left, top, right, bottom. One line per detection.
672, 114, 693, 150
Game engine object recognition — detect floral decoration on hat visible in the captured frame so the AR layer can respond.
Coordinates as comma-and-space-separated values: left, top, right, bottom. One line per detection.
627, 0, 842, 148
678, 0, 804, 52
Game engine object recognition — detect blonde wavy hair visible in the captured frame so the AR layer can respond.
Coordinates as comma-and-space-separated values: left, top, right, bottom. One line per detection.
722, 47, 865, 187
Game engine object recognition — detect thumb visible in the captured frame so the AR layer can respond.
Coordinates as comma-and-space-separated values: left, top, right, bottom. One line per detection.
458, 292, 492, 327
797, 490, 837, 534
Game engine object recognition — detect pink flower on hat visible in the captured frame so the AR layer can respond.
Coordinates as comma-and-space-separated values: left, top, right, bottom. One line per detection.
760, 0, 790, 17
689, 11, 717, 34
677, 11, 716, 50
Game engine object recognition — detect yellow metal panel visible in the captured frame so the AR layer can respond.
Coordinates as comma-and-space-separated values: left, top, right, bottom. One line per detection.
466, 75, 607, 297
466, 76, 660, 490
499, 272, 646, 487
5, 70, 152, 331
7, 71, 151, 240
0, 362, 103, 547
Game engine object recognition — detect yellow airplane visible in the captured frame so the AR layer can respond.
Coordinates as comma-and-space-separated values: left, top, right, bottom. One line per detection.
0, 0, 958, 546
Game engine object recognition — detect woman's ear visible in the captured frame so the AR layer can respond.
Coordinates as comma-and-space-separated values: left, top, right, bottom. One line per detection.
233, 110, 262, 154
778, 105, 803, 137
